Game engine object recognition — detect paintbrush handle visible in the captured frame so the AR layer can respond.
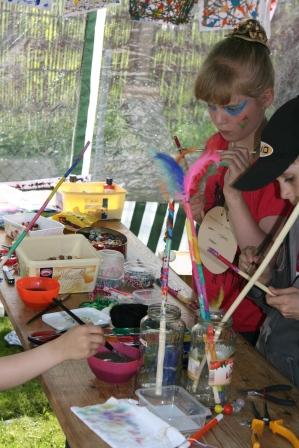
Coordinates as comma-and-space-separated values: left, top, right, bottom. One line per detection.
207, 247, 273, 295
1, 141, 90, 266
53, 299, 85, 325
26, 294, 71, 325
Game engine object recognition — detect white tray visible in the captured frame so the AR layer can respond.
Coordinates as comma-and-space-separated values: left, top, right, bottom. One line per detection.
42, 307, 110, 331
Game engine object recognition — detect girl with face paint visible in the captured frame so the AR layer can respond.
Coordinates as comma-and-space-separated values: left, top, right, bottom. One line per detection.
190, 19, 292, 345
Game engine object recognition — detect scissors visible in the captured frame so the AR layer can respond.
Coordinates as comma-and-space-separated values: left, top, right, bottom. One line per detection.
239, 384, 296, 406
251, 402, 299, 448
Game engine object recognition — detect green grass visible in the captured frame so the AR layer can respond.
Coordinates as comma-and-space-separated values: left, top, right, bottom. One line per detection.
0, 317, 65, 448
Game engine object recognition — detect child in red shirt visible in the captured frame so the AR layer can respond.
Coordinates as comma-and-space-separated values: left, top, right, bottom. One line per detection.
190, 19, 291, 344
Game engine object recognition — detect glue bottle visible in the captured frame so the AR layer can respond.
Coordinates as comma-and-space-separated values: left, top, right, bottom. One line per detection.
104, 177, 115, 192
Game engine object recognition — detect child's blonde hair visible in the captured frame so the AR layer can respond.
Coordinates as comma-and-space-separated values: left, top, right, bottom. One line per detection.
195, 19, 274, 105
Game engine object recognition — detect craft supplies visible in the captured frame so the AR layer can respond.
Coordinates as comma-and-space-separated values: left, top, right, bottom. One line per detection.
3, 213, 64, 240
132, 289, 161, 305
156, 200, 174, 394
124, 261, 156, 289
77, 226, 127, 257
42, 307, 110, 331
186, 310, 236, 406
110, 303, 148, 329
0, 141, 90, 270
136, 385, 211, 434
16, 234, 100, 294
71, 397, 188, 448
97, 249, 124, 289
207, 247, 273, 295
88, 343, 141, 384
138, 304, 185, 388
198, 207, 238, 275
16, 276, 60, 309
58, 180, 126, 219
26, 293, 71, 324
188, 413, 223, 446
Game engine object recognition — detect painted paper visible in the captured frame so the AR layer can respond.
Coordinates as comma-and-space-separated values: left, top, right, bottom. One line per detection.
71, 398, 188, 448
1, 0, 52, 9
64, 0, 120, 16
198, 0, 274, 32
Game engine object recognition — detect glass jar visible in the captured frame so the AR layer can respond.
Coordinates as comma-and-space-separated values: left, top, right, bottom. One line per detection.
138, 304, 186, 388
185, 310, 236, 407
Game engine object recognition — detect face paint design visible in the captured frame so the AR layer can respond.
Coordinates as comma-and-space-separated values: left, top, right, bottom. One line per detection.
223, 100, 248, 116
239, 115, 249, 129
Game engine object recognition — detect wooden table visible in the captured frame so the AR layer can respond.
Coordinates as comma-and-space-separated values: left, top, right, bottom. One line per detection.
1, 222, 299, 448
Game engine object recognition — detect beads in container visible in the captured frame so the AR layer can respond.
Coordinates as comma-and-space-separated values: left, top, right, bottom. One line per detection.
124, 261, 156, 289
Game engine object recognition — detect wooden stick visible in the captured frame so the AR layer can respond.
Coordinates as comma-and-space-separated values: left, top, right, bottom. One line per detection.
192, 202, 299, 391
221, 201, 299, 324
207, 247, 273, 296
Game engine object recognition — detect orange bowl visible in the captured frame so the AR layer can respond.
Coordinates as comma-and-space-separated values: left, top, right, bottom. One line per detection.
16, 276, 60, 309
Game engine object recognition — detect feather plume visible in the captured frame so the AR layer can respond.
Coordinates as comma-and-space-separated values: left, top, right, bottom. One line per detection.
184, 149, 220, 200
154, 152, 185, 199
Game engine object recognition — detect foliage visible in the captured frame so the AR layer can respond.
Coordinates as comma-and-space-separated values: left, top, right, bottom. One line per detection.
0, 317, 64, 447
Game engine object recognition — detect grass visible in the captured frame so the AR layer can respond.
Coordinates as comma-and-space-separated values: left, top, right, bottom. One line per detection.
0, 316, 65, 448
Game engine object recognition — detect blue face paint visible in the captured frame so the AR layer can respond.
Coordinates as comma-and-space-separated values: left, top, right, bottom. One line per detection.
223, 100, 248, 116
207, 100, 249, 117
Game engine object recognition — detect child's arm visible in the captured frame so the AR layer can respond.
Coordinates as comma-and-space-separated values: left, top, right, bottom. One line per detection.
0, 325, 104, 391
222, 148, 279, 248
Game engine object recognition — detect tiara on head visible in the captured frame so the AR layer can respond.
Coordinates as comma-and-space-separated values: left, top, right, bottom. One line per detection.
227, 19, 269, 51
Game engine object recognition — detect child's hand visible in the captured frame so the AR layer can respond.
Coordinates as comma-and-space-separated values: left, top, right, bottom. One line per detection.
55, 325, 105, 360
222, 147, 251, 200
190, 191, 205, 223
266, 287, 299, 319
239, 246, 271, 284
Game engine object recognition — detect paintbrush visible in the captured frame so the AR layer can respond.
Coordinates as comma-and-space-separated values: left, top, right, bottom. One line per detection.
207, 247, 273, 295
26, 293, 71, 325
53, 299, 130, 361
0, 141, 90, 269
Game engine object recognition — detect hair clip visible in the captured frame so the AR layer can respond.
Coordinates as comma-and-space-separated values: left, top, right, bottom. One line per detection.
227, 19, 269, 51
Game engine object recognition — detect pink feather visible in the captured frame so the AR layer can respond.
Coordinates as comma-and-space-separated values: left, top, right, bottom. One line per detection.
184, 148, 220, 200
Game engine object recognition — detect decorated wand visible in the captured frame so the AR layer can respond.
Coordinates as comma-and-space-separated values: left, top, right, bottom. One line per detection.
154, 150, 219, 320
155, 200, 174, 394
0, 141, 90, 268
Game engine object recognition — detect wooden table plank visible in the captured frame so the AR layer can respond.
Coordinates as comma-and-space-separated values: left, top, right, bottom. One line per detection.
1, 223, 299, 448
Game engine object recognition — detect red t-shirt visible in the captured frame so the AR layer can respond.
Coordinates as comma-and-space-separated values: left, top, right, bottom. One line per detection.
199, 133, 291, 332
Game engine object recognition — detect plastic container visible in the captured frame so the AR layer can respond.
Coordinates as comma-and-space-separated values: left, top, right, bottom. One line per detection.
58, 181, 127, 220
16, 234, 100, 294
3, 213, 64, 239
88, 342, 142, 384
77, 227, 127, 257
138, 304, 185, 388
135, 385, 211, 433
132, 289, 161, 305
185, 310, 236, 406
124, 261, 156, 289
16, 276, 60, 309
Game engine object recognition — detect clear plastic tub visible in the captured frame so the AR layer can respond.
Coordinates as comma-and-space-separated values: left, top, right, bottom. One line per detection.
3, 213, 64, 239
135, 385, 211, 433
132, 289, 161, 305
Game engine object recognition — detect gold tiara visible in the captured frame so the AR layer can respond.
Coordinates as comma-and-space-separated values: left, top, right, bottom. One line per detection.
227, 19, 269, 51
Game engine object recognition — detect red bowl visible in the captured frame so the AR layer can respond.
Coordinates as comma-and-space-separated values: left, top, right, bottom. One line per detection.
88, 342, 141, 384
16, 276, 60, 309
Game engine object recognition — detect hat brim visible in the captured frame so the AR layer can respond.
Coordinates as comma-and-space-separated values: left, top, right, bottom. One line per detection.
234, 155, 296, 191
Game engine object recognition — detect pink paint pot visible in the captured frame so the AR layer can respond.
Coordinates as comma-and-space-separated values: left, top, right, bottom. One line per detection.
88, 342, 142, 384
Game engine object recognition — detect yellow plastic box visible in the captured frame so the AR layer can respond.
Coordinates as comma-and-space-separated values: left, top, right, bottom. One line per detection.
16, 234, 100, 294
58, 182, 127, 220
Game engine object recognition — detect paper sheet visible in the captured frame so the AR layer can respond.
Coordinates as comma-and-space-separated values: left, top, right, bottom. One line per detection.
71, 397, 189, 448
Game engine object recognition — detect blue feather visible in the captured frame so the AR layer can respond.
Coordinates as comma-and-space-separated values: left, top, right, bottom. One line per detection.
154, 152, 185, 198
